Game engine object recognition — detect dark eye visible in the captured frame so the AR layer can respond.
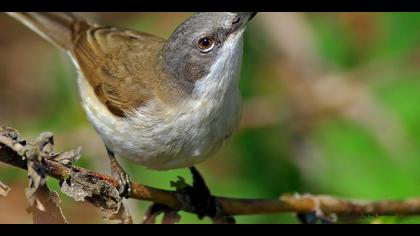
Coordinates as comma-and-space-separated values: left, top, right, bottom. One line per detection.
197, 37, 215, 52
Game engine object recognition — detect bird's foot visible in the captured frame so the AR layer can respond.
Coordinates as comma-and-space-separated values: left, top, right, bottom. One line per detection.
104, 148, 133, 223
106, 148, 132, 198
111, 161, 132, 198
143, 167, 234, 224
174, 167, 235, 223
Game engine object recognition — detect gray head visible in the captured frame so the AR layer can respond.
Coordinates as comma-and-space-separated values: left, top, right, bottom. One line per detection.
160, 12, 256, 91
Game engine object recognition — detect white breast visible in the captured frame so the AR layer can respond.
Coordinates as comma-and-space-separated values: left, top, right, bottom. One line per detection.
76, 31, 244, 170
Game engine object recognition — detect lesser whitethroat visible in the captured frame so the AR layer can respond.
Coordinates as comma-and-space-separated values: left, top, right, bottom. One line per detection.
7, 12, 257, 201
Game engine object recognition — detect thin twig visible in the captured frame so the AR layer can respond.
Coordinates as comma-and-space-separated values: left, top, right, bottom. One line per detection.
2, 127, 420, 219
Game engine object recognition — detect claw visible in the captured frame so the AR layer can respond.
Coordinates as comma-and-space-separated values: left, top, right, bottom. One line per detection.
143, 167, 234, 223
176, 167, 234, 222
116, 171, 132, 198
106, 147, 132, 198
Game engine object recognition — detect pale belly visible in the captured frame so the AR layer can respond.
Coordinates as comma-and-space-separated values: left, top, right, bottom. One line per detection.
77, 75, 242, 170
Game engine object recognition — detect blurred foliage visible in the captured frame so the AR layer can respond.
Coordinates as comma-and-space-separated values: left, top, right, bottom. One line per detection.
1, 12, 420, 224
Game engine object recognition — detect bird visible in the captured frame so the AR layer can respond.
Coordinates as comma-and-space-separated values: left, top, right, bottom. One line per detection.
7, 12, 256, 216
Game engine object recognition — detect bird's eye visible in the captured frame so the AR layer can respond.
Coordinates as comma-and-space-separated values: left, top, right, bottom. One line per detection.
197, 37, 215, 52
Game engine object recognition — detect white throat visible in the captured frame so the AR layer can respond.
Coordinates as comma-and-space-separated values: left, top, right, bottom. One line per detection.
193, 30, 244, 99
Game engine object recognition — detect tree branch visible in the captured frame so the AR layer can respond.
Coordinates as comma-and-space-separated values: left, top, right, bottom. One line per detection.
1, 126, 420, 223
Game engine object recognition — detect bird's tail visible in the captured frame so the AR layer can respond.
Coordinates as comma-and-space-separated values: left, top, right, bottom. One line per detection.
6, 12, 91, 50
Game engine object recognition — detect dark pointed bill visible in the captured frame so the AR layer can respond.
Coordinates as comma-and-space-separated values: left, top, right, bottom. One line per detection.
230, 12, 258, 35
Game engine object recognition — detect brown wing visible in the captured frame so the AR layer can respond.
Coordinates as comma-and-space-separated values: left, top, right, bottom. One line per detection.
71, 25, 166, 117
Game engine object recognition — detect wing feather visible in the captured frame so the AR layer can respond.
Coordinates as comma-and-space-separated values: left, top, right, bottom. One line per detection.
72, 26, 165, 117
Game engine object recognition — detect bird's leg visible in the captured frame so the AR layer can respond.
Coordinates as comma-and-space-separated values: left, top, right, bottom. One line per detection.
106, 147, 132, 198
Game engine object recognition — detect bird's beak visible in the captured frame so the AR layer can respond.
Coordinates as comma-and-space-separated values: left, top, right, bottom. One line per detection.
229, 12, 257, 35
245, 12, 258, 22
235, 12, 258, 23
